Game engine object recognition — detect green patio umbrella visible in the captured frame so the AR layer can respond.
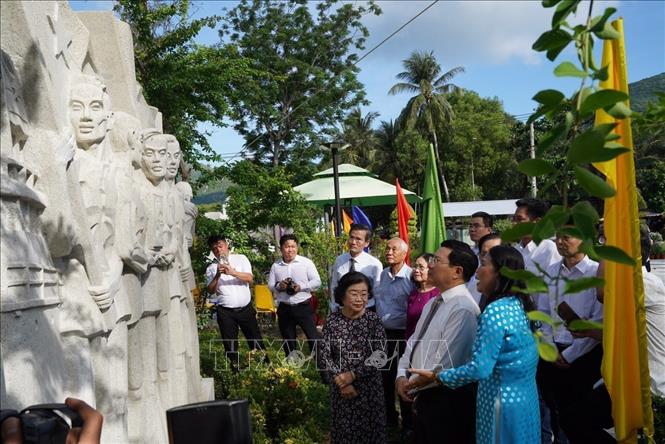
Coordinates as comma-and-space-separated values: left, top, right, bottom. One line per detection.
294, 164, 421, 207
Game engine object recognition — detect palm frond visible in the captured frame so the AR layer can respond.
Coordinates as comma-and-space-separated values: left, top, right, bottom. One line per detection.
388, 82, 419, 96
433, 66, 465, 87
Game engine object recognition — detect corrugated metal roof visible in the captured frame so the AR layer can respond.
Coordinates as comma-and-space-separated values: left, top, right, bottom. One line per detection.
442, 199, 520, 218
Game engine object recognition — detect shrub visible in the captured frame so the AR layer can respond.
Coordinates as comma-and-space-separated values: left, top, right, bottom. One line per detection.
199, 328, 330, 443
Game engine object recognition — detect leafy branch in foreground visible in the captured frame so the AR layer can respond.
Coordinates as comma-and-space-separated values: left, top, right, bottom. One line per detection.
503, 0, 636, 360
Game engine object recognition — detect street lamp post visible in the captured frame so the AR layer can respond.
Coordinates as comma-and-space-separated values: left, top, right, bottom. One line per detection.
321, 142, 350, 237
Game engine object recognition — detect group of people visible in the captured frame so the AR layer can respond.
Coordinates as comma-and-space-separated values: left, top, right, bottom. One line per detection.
204, 198, 665, 444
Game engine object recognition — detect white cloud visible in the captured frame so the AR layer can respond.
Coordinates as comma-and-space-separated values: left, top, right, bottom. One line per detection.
360, 0, 620, 67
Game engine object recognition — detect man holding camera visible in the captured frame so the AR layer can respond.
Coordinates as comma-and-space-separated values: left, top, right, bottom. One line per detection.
206, 235, 268, 371
268, 234, 322, 359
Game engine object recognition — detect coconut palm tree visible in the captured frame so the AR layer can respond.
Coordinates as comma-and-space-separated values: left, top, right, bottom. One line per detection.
389, 50, 464, 201
374, 119, 399, 182
338, 108, 380, 168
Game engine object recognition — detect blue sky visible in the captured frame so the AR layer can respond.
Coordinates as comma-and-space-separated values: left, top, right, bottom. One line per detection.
71, 0, 664, 163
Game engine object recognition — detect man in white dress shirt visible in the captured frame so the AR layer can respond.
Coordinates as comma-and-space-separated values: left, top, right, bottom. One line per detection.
395, 239, 480, 444
536, 226, 603, 442
468, 211, 493, 258
467, 233, 501, 309
512, 198, 562, 273
640, 228, 665, 397
268, 234, 322, 359
206, 235, 267, 371
330, 223, 383, 312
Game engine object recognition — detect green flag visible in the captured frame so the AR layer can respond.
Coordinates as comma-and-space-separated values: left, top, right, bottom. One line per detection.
421, 143, 446, 252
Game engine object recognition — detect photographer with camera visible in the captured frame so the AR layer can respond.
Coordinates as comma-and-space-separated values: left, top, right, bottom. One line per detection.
1, 397, 102, 444
268, 234, 322, 361
206, 235, 268, 372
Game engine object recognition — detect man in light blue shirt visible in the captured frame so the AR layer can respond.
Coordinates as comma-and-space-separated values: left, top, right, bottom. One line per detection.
377, 237, 414, 430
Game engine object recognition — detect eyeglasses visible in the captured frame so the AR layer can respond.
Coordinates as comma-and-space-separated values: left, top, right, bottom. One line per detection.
468, 223, 486, 230
427, 256, 450, 267
346, 291, 369, 300
412, 265, 428, 271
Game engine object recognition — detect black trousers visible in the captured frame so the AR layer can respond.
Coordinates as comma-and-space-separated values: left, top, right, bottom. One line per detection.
216, 304, 267, 370
537, 345, 607, 444
413, 384, 476, 444
276, 301, 320, 356
381, 329, 412, 429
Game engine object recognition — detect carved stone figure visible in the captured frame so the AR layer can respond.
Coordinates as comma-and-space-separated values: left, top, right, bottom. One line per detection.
126, 129, 170, 443
1, 4, 210, 443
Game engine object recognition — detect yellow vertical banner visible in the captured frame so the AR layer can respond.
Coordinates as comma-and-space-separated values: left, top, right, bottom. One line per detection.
342, 209, 353, 234
593, 19, 653, 443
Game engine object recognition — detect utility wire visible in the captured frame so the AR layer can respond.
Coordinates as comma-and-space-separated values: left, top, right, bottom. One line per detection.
224, 0, 441, 163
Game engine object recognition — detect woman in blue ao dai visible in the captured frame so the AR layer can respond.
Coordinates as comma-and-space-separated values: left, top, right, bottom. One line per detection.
411, 245, 540, 444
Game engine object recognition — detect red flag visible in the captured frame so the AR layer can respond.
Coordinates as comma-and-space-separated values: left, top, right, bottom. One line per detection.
396, 178, 412, 265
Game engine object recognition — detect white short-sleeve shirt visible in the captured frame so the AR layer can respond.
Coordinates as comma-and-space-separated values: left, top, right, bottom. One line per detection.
205, 254, 253, 308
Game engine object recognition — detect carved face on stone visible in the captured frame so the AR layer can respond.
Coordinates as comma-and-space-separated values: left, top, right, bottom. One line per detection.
69, 82, 110, 149
140, 134, 167, 184
164, 135, 181, 181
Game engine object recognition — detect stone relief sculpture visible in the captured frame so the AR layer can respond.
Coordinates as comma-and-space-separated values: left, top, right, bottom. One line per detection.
0, 3, 209, 443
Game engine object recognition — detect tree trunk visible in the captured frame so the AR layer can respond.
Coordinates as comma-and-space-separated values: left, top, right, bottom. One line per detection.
431, 130, 450, 202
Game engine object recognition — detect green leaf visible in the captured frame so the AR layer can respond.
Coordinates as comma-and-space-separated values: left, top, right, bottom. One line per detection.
564, 277, 605, 294
571, 201, 599, 239
533, 29, 572, 61
542, 0, 562, 7
500, 222, 536, 242
558, 226, 585, 240
567, 129, 605, 164
589, 7, 617, 32
500, 266, 540, 282
591, 65, 609, 81
527, 310, 557, 326
595, 20, 621, 40
568, 319, 604, 331
571, 201, 600, 221
595, 122, 618, 137
518, 158, 558, 176
580, 89, 629, 116
567, 129, 630, 164
533, 89, 565, 106
542, 205, 571, 231
594, 245, 636, 265
554, 61, 587, 78
552, 0, 581, 28
536, 113, 573, 156
605, 102, 632, 119
524, 277, 550, 294
532, 217, 557, 244
587, 34, 599, 71
574, 166, 616, 198
604, 142, 629, 152
536, 339, 559, 362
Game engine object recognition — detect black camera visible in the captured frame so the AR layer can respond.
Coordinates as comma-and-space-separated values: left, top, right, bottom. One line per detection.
283, 278, 297, 296
0, 403, 82, 444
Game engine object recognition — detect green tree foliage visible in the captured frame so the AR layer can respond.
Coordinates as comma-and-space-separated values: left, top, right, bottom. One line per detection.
440, 91, 513, 201
633, 92, 665, 212
389, 129, 429, 193
220, 0, 381, 167
388, 50, 465, 201
505, 0, 640, 361
223, 160, 320, 243
337, 108, 380, 168
114, 0, 257, 169
508, 111, 590, 206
